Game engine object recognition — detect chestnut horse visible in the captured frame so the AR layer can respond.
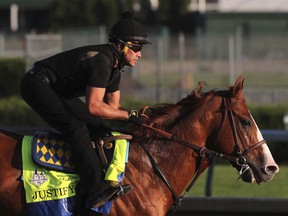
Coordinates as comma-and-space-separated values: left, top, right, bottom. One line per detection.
0, 76, 279, 216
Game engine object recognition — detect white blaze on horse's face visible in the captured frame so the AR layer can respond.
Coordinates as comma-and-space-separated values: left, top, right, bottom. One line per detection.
248, 112, 279, 183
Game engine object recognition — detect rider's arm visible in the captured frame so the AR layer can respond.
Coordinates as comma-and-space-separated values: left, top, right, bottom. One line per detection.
87, 86, 129, 120
104, 89, 121, 109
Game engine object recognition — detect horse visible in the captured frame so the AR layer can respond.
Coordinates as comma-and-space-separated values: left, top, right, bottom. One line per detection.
0, 76, 279, 216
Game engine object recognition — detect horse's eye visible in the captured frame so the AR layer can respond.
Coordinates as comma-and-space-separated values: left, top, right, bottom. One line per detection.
240, 118, 251, 127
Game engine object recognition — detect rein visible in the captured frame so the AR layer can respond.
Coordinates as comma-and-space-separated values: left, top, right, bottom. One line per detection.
136, 97, 266, 215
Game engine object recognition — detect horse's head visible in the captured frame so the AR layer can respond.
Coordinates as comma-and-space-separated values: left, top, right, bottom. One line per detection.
210, 76, 279, 184
137, 76, 278, 186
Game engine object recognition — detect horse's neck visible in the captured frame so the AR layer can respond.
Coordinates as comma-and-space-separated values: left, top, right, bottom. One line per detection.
126, 138, 195, 215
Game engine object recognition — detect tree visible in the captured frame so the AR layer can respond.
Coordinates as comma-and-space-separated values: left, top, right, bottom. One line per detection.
158, 0, 191, 32
50, 0, 98, 30
48, 0, 198, 33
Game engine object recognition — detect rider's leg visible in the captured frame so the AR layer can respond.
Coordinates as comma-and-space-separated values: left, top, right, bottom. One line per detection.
20, 72, 121, 207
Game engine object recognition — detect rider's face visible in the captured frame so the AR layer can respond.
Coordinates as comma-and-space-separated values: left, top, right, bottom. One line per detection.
123, 47, 142, 67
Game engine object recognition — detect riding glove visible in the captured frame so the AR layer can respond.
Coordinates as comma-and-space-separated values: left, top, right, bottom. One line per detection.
128, 110, 143, 125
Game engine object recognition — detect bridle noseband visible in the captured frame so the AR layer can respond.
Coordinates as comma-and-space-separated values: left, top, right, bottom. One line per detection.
137, 96, 266, 215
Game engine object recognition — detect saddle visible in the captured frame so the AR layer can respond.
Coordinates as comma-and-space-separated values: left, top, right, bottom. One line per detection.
31, 130, 132, 173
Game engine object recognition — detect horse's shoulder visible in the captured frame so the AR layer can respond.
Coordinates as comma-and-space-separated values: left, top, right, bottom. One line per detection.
0, 129, 23, 141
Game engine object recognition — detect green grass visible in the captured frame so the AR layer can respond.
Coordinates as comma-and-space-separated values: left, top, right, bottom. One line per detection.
187, 163, 287, 198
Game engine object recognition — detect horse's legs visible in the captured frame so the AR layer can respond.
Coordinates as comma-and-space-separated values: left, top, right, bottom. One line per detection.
0, 132, 27, 216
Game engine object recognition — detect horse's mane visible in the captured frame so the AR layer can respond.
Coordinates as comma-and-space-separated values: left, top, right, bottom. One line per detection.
142, 82, 233, 129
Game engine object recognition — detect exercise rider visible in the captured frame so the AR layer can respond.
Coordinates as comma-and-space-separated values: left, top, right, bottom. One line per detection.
20, 12, 150, 208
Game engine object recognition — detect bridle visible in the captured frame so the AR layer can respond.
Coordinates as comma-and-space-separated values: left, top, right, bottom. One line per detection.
211, 97, 266, 170
214, 97, 267, 183
136, 96, 266, 215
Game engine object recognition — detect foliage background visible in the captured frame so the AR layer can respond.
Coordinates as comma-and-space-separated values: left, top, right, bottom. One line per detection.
46, 0, 202, 33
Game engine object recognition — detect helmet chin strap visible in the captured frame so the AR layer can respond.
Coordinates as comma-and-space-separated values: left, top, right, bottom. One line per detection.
117, 41, 132, 68
111, 43, 125, 70
119, 52, 126, 69
118, 43, 128, 69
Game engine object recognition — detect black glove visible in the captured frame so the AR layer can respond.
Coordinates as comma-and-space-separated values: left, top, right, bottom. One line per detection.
128, 110, 143, 125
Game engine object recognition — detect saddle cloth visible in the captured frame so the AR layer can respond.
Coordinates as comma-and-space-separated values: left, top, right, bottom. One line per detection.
22, 135, 79, 216
32, 131, 75, 173
28, 130, 130, 215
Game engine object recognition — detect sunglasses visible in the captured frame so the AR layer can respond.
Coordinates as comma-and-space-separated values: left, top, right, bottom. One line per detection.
126, 43, 143, 52
119, 40, 143, 52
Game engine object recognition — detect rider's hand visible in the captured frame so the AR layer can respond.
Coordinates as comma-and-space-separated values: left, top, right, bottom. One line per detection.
128, 110, 143, 125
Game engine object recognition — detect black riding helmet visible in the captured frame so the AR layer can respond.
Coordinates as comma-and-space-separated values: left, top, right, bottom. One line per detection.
109, 11, 151, 45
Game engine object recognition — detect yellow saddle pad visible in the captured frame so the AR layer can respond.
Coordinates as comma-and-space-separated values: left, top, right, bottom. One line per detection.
22, 135, 80, 204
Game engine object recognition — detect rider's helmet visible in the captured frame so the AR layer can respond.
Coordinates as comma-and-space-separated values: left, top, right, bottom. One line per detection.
109, 12, 150, 53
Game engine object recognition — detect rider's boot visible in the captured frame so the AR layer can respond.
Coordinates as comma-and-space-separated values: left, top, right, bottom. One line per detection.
87, 184, 120, 208
111, 184, 133, 200
88, 184, 133, 208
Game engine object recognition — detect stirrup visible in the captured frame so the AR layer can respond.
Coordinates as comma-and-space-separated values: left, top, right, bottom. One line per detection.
89, 186, 120, 209
111, 184, 133, 200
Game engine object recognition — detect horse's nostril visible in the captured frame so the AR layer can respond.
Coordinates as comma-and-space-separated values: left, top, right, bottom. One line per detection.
264, 165, 280, 175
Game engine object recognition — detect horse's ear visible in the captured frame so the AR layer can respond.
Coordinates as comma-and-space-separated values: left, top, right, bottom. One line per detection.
232, 76, 245, 97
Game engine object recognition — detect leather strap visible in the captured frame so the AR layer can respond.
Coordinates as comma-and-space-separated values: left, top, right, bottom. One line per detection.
138, 142, 182, 208
92, 134, 133, 168
101, 134, 133, 143
92, 140, 109, 168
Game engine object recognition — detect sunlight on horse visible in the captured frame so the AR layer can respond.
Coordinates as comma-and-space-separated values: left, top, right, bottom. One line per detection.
0, 76, 279, 216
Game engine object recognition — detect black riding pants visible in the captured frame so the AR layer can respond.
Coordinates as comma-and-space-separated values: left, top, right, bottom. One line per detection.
20, 68, 107, 195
